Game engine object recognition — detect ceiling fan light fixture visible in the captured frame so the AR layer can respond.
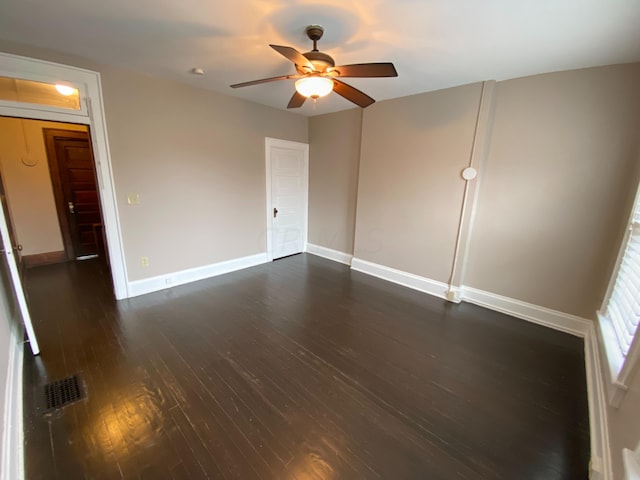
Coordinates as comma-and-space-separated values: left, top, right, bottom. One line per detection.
295, 76, 333, 99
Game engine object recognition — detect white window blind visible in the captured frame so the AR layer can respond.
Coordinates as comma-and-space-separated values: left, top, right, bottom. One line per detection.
605, 192, 640, 356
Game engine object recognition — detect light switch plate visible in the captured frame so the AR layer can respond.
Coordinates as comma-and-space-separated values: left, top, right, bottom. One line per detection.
127, 194, 140, 205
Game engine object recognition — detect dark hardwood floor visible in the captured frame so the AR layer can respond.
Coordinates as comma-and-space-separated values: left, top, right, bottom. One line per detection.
22, 254, 589, 479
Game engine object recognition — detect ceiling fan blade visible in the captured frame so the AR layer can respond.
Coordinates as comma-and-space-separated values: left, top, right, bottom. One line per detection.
270, 45, 315, 71
287, 91, 307, 109
230, 74, 298, 88
332, 79, 375, 108
331, 63, 398, 78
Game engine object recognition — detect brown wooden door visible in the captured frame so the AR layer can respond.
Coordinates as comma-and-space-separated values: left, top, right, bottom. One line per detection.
44, 129, 102, 260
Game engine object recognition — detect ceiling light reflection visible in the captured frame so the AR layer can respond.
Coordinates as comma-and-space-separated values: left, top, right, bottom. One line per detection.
55, 84, 77, 96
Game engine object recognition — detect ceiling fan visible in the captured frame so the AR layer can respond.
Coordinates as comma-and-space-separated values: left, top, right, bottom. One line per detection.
230, 25, 398, 109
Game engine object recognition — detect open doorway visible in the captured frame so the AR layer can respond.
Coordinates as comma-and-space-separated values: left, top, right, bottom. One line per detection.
44, 128, 107, 263
0, 52, 128, 301
0, 117, 109, 270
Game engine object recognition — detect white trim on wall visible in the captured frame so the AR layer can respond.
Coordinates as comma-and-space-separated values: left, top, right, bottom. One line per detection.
128, 253, 268, 298
447, 80, 496, 297
351, 257, 449, 299
0, 52, 129, 300
584, 323, 613, 480
623, 448, 640, 480
305, 243, 353, 265
462, 286, 591, 337
1, 333, 24, 480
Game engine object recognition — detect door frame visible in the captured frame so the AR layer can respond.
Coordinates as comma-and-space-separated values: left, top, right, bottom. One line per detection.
0, 172, 39, 355
264, 137, 309, 261
0, 52, 128, 299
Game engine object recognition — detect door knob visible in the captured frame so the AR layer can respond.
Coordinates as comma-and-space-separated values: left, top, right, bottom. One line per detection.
273, 207, 278, 218
68, 201, 75, 214
13, 244, 22, 251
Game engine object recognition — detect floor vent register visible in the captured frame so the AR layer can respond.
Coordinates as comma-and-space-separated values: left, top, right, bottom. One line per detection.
44, 375, 84, 411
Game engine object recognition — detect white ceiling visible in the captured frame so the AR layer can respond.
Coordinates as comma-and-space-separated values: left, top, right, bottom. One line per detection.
2, 0, 640, 116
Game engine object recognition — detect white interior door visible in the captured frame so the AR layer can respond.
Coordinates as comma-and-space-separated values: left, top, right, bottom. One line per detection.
266, 138, 308, 260
0, 195, 39, 355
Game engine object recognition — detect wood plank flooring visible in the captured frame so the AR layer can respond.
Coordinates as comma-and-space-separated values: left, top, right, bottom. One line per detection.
22, 254, 590, 479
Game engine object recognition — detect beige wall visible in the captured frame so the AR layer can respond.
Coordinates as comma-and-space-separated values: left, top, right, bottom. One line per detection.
102, 68, 308, 280
354, 83, 482, 282
465, 64, 640, 318
349, 64, 640, 319
0, 118, 87, 256
308, 109, 362, 254
0, 40, 308, 281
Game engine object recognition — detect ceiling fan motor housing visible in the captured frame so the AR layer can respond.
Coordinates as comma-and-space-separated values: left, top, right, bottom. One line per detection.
296, 25, 335, 73
305, 25, 324, 42
299, 51, 335, 73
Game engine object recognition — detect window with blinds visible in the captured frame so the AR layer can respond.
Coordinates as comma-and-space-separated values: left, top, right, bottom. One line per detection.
603, 188, 640, 357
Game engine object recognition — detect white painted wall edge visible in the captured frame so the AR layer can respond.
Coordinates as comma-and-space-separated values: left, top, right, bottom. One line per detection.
623, 448, 640, 480
128, 253, 269, 298
462, 286, 591, 337
584, 324, 613, 480
306, 244, 353, 265
347, 257, 608, 479
351, 257, 449, 299
1, 334, 24, 480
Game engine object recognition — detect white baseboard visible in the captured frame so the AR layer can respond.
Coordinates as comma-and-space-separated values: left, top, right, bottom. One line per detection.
2, 332, 24, 480
584, 324, 612, 480
348, 260, 591, 336
305, 243, 353, 265
350, 258, 449, 299
127, 253, 269, 298
462, 286, 591, 337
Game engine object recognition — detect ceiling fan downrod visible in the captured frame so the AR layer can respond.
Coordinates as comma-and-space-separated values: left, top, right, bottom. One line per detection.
305, 25, 324, 52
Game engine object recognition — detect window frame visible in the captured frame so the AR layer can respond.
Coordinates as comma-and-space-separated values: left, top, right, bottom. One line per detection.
597, 180, 640, 407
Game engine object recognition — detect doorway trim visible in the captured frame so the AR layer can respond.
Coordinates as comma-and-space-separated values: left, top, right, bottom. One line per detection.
264, 137, 309, 261
0, 52, 128, 298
